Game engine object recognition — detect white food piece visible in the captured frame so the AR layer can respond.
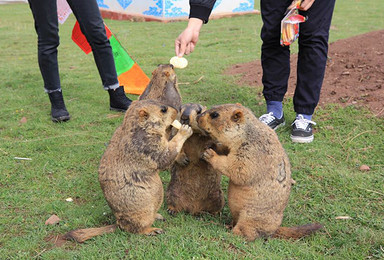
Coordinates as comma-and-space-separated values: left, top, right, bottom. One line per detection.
335, 216, 352, 220
170, 56, 188, 69
65, 197, 73, 202
171, 119, 182, 129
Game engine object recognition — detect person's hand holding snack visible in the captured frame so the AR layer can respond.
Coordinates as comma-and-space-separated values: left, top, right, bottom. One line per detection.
288, 0, 315, 11
175, 18, 203, 57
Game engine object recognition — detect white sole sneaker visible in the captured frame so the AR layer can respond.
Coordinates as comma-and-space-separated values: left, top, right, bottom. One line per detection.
273, 121, 286, 130
291, 135, 314, 143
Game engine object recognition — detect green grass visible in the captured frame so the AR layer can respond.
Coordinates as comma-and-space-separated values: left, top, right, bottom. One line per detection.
1, 1, 383, 259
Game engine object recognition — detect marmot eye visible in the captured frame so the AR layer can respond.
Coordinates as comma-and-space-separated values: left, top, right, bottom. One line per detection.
197, 108, 202, 114
160, 106, 168, 113
210, 112, 219, 119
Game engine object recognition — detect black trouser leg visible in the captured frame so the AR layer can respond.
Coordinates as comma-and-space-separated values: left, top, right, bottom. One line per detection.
66, 0, 119, 89
28, 0, 61, 93
260, 0, 292, 102
260, 0, 336, 115
294, 0, 336, 115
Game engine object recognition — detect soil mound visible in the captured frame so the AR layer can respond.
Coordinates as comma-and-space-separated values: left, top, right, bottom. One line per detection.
225, 30, 384, 117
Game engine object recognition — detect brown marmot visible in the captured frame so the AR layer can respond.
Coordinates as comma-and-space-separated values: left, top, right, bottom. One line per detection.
63, 100, 192, 243
139, 64, 181, 111
197, 103, 322, 241
166, 103, 226, 216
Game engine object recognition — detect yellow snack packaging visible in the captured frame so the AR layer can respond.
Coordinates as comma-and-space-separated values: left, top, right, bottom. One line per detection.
280, 1, 307, 46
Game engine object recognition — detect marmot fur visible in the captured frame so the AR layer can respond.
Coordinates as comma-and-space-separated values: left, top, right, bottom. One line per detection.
197, 103, 322, 241
139, 64, 181, 111
166, 103, 226, 215
63, 100, 192, 243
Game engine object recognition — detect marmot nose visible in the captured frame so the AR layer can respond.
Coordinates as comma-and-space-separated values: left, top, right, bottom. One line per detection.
196, 114, 202, 123
180, 114, 189, 125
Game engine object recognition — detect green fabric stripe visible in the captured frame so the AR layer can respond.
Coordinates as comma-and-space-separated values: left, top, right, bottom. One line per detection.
110, 35, 134, 75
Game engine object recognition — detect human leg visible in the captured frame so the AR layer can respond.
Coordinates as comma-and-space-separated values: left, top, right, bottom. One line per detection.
259, 0, 292, 128
67, 0, 132, 111
28, 0, 70, 122
294, 0, 336, 115
291, 0, 336, 142
66, 0, 118, 89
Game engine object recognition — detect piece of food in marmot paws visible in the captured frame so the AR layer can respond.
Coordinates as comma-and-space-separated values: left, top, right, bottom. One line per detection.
171, 119, 182, 129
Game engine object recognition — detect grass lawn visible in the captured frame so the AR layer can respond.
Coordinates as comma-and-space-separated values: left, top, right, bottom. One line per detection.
0, 1, 383, 259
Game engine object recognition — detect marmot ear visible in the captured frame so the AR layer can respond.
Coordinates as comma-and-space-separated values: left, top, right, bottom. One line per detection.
139, 109, 149, 120
231, 109, 244, 123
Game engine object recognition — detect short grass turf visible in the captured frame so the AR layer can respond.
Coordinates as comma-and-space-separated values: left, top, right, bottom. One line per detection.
0, 1, 383, 259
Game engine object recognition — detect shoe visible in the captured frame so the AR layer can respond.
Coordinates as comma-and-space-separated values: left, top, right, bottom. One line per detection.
291, 115, 316, 143
108, 86, 132, 112
48, 91, 71, 123
259, 112, 285, 130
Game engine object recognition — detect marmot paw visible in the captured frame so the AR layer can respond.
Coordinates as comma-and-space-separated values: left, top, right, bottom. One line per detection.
167, 207, 179, 216
179, 124, 193, 138
155, 213, 166, 222
176, 153, 190, 166
146, 228, 164, 236
201, 148, 216, 161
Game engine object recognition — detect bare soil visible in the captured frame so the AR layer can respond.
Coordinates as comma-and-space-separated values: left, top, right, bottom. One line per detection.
225, 30, 384, 117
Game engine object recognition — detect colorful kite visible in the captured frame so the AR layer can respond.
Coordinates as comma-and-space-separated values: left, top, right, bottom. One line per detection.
71, 21, 149, 95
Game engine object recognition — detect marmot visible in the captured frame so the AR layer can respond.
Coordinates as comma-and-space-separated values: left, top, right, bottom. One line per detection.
166, 103, 226, 216
139, 64, 181, 111
63, 100, 192, 243
197, 103, 322, 241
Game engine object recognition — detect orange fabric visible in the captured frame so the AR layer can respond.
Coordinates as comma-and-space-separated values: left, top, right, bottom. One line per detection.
72, 21, 149, 95
118, 63, 149, 95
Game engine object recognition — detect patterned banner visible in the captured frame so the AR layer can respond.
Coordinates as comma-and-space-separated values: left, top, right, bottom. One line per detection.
71, 21, 149, 95
57, 0, 72, 24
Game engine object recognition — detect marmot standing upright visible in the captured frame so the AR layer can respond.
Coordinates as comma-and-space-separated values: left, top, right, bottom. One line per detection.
139, 64, 181, 111
64, 100, 192, 242
166, 103, 226, 215
197, 103, 322, 241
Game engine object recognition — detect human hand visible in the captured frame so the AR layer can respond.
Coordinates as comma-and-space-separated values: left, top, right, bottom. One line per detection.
289, 0, 315, 11
175, 18, 203, 57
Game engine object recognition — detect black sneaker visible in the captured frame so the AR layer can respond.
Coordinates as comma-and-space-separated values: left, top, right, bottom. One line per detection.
108, 86, 132, 112
48, 91, 71, 123
259, 112, 285, 130
291, 115, 316, 143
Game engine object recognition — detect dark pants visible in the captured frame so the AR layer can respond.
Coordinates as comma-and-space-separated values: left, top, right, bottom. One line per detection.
260, 0, 336, 115
28, 0, 119, 93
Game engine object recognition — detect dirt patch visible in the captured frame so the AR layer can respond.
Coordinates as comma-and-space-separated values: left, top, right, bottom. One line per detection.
44, 234, 68, 248
225, 30, 384, 117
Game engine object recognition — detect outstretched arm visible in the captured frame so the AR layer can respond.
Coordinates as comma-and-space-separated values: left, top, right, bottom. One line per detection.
175, 18, 203, 57
175, 0, 216, 57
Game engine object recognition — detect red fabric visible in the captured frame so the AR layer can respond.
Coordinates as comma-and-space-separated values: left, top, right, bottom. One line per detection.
71, 21, 92, 54
71, 21, 112, 54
